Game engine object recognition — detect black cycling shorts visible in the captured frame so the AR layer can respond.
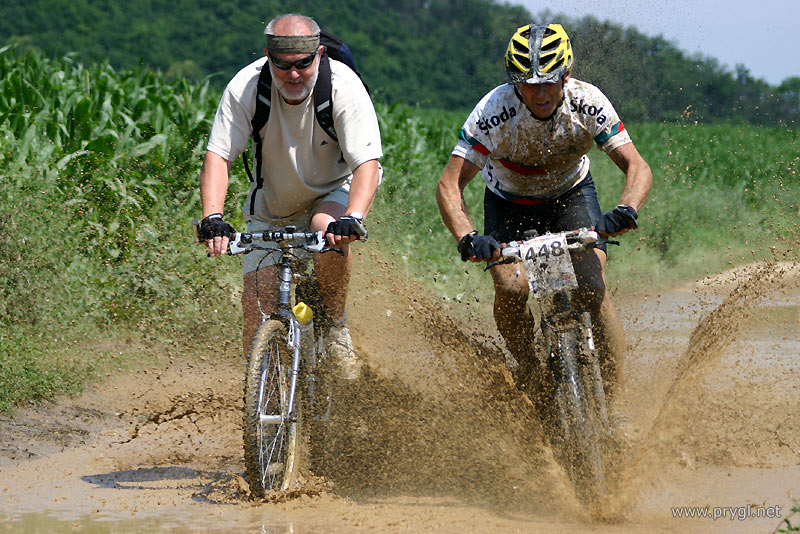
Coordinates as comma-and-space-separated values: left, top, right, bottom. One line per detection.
483, 173, 606, 253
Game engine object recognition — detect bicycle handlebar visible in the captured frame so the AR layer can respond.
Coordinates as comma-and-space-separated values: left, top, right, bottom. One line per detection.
192, 218, 334, 256
228, 229, 327, 255
501, 228, 599, 259
486, 228, 605, 270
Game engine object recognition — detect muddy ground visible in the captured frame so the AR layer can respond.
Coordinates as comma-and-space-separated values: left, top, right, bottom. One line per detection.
1, 253, 798, 533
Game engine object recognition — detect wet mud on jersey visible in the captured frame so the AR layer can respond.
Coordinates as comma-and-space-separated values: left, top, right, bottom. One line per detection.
452, 78, 631, 200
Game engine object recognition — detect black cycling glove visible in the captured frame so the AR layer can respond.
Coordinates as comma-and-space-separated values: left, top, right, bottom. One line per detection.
326, 216, 367, 240
197, 213, 236, 241
596, 204, 638, 236
458, 231, 500, 261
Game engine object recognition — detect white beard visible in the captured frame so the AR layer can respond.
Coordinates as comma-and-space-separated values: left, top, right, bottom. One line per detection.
270, 62, 319, 103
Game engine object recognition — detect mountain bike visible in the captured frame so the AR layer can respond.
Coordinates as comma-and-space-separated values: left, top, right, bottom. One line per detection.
487, 228, 611, 505
195, 222, 340, 499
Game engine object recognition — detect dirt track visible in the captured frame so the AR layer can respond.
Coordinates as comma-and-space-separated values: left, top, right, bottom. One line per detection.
1, 254, 798, 533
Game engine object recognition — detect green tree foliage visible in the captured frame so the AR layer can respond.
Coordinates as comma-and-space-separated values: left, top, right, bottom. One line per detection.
564, 16, 796, 126
1, 0, 796, 125
291, 0, 530, 109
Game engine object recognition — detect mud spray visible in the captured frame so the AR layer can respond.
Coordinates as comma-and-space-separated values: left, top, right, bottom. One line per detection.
328, 247, 800, 525
1, 247, 797, 532
286, 245, 799, 522
320, 249, 577, 516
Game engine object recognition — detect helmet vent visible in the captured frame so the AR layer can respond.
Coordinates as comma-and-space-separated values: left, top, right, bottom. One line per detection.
541, 40, 559, 52
505, 23, 573, 83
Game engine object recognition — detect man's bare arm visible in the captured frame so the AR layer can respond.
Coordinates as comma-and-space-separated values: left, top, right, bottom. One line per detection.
199, 151, 234, 256
607, 142, 652, 212
436, 155, 481, 242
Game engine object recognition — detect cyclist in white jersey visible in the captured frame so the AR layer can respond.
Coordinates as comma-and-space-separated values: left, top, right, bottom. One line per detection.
437, 23, 652, 413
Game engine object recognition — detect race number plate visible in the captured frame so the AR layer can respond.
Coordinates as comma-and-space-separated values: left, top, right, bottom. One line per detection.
518, 234, 578, 298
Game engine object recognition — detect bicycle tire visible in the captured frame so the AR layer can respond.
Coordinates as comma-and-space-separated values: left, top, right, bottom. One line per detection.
243, 319, 300, 498
545, 322, 608, 504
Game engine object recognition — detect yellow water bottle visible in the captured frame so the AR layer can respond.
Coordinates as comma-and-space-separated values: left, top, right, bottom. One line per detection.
292, 302, 315, 364
292, 302, 313, 324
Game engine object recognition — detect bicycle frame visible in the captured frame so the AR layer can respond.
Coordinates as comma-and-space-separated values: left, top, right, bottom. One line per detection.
194, 220, 341, 497
260, 253, 304, 426
506, 228, 609, 419
231, 228, 329, 425
489, 228, 611, 503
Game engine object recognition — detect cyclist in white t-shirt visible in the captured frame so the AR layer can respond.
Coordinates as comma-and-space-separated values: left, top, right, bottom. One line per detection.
197, 14, 382, 378
437, 23, 652, 413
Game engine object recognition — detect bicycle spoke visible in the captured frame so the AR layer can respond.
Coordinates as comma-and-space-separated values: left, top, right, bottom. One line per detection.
243, 320, 300, 498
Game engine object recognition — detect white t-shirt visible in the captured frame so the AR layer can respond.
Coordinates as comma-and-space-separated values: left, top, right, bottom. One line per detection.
207, 56, 383, 220
452, 78, 631, 199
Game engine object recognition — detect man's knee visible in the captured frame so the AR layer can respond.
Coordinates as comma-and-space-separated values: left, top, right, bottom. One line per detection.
489, 264, 536, 354
576, 276, 606, 315
314, 248, 352, 286
491, 264, 528, 306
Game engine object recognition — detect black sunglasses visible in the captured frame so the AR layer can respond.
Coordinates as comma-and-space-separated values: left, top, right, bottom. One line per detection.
270, 50, 318, 71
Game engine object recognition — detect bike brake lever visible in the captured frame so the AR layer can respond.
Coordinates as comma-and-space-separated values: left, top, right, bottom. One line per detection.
484, 257, 515, 271
227, 233, 250, 255
320, 246, 345, 256
191, 218, 201, 242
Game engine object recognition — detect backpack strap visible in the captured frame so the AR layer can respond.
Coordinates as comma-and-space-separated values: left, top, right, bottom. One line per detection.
243, 61, 273, 215
314, 54, 337, 141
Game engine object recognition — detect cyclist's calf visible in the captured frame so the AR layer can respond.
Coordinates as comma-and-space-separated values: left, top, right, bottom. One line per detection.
572, 249, 625, 403
490, 262, 537, 357
242, 266, 281, 355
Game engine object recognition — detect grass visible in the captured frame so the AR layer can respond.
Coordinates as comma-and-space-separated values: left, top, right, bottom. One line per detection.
777, 503, 800, 533
0, 46, 797, 409
0, 327, 89, 412
601, 121, 799, 288
371, 107, 798, 304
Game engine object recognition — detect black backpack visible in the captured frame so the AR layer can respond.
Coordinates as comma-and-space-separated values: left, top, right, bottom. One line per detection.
243, 30, 368, 215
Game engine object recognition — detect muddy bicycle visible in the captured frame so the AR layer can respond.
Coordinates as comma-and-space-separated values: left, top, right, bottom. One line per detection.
487, 228, 611, 504
195, 223, 340, 499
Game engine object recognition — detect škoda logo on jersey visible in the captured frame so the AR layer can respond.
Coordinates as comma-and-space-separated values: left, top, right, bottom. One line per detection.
476, 105, 517, 133
570, 98, 608, 125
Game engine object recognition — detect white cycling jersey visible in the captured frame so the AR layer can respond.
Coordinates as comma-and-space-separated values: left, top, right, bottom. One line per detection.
452, 78, 631, 200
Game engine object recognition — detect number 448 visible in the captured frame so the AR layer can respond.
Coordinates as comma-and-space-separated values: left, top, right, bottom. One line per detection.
525, 240, 565, 262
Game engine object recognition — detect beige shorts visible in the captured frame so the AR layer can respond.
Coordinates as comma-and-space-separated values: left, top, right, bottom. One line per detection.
242, 185, 349, 273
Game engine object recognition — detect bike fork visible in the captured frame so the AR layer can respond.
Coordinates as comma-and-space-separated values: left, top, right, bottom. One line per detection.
578, 311, 609, 429
284, 318, 302, 424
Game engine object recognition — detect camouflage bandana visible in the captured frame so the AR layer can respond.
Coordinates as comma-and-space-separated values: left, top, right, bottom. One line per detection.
265, 34, 320, 54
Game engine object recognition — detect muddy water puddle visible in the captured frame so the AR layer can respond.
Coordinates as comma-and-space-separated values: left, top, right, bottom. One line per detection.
2, 487, 796, 533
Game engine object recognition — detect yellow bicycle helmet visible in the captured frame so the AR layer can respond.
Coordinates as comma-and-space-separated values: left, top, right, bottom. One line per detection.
505, 23, 574, 84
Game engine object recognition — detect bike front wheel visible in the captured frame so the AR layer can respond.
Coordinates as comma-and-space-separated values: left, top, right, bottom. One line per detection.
243, 319, 300, 499
545, 324, 608, 505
